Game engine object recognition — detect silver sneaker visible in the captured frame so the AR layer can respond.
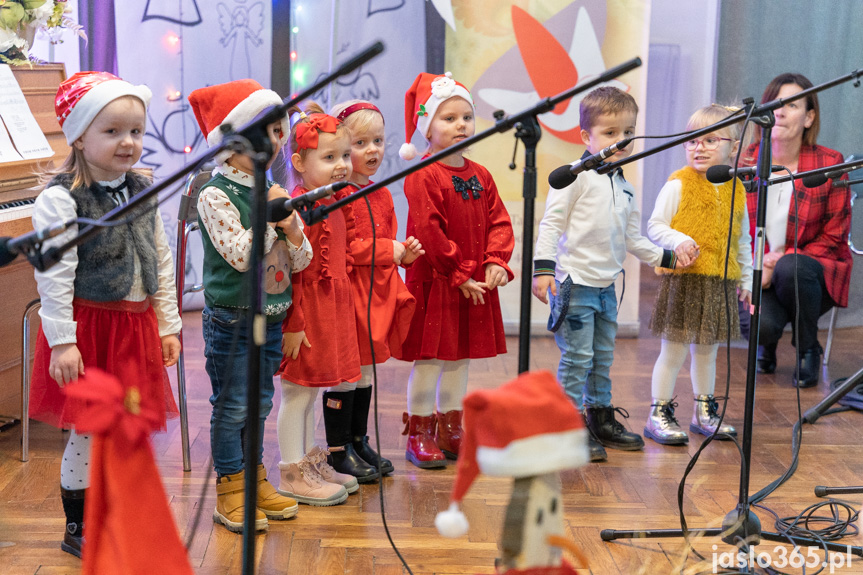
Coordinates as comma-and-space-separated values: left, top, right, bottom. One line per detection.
644, 399, 689, 445
690, 395, 736, 439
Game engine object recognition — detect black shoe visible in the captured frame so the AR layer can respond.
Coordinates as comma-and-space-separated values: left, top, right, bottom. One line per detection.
757, 344, 777, 374
584, 405, 644, 451
328, 443, 380, 483
793, 346, 821, 388
61, 524, 83, 558
353, 435, 394, 475
588, 434, 607, 462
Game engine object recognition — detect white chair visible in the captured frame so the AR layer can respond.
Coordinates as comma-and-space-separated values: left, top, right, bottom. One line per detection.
174, 165, 214, 472
823, 156, 862, 365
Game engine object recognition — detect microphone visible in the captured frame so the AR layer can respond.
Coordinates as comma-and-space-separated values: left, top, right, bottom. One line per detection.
801, 163, 863, 188
0, 218, 77, 267
266, 180, 351, 221
548, 138, 632, 189
705, 164, 785, 184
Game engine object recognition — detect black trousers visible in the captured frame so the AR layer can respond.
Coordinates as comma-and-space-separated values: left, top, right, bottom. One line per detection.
757, 253, 834, 352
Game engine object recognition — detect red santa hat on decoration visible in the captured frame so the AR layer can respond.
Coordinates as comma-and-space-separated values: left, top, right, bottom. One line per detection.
399, 71, 474, 160
434, 371, 590, 539
55, 71, 152, 145
188, 79, 289, 149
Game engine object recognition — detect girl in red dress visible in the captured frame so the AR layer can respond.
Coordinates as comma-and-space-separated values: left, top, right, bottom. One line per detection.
28, 72, 181, 557
397, 72, 515, 468
328, 99, 423, 476
276, 103, 363, 505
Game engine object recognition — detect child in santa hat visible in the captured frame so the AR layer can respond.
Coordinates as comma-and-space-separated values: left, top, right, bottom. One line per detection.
275, 102, 364, 502
397, 72, 515, 468
28, 71, 183, 557
188, 79, 312, 532
326, 98, 422, 478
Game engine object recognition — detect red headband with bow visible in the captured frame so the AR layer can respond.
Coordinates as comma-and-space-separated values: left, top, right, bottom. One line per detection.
296, 113, 339, 151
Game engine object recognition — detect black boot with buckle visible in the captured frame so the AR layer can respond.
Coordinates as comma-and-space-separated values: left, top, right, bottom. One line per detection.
60, 486, 85, 558
323, 390, 380, 483
351, 386, 394, 475
584, 405, 644, 451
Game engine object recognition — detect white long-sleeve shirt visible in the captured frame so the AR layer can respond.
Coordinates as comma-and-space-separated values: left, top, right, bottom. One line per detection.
32, 175, 183, 348
647, 178, 754, 291
196, 164, 312, 274
534, 165, 669, 288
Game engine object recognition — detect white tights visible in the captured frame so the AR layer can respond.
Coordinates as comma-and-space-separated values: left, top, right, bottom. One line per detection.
60, 429, 92, 490
651, 339, 718, 400
407, 359, 470, 416
276, 379, 319, 464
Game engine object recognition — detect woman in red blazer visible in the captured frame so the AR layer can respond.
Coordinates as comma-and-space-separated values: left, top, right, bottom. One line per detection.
743, 73, 852, 388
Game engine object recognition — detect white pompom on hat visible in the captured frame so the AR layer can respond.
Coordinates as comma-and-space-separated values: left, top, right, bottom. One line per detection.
399, 71, 474, 160
434, 371, 590, 538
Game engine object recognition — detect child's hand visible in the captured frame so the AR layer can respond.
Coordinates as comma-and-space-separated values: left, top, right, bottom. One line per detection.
49, 343, 84, 387
458, 278, 488, 305
401, 236, 424, 266
674, 240, 699, 268
278, 211, 305, 246
484, 263, 508, 290
738, 289, 752, 307
762, 250, 781, 288
531, 275, 557, 304
282, 330, 311, 360
161, 334, 181, 367
267, 183, 290, 203
392, 240, 406, 264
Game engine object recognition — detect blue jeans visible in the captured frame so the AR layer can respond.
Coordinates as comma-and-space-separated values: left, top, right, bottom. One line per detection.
203, 306, 282, 476
550, 281, 617, 409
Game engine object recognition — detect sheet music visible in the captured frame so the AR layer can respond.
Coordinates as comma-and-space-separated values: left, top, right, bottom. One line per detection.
0, 64, 55, 161
0, 115, 23, 163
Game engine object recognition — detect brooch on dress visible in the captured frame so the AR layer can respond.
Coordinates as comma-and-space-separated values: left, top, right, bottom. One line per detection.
452, 175, 483, 200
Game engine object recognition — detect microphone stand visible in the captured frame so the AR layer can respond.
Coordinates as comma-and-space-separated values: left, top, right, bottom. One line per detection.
306, 57, 643, 374
594, 67, 863, 564
14, 41, 385, 575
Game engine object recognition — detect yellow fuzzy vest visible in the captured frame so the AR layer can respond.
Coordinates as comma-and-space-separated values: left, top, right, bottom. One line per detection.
667, 166, 745, 280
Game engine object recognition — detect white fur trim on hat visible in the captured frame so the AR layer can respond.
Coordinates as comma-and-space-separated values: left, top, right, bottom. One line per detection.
476, 428, 589, 478
206, 88, 289, 148
62, 80, 152, 145
415, 73, 473, 145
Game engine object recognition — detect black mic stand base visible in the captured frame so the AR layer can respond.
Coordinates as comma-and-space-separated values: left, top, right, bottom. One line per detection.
814, 485, 863, 497
803, 365, 863, 424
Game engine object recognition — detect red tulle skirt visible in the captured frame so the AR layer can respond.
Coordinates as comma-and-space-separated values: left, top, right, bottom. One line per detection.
29, 298, 178, 430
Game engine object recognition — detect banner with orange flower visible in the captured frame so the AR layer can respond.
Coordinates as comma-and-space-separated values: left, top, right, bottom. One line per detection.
443, 0, 651, 335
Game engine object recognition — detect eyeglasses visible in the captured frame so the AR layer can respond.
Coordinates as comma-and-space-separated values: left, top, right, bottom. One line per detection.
683, 136, 732, 151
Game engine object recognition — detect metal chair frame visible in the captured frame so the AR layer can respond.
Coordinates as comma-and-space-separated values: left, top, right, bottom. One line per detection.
823, 190, 861, 364
20, 298, 41, 462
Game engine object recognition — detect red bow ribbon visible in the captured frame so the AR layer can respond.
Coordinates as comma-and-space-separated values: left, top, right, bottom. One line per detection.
295, 114, 339, 151
63, 368, 161, 448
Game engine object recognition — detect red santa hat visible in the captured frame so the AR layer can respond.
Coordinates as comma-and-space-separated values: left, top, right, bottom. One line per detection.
435, 371, 590, 538
399, 71, 474, 160
55, 71, 152, 145
188, 79, 289, 149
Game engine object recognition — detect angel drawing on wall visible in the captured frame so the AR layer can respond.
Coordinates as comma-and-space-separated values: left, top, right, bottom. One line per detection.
217, 0, 265, 79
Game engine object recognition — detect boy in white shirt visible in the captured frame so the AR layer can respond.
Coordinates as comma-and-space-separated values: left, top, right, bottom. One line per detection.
532, 87, 682, 462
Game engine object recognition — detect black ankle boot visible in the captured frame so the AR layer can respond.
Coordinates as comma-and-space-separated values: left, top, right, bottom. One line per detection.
584, 405, 644, 451
757, 343, 777, 374
793, 345, 822, 388
588, 434, 607, 462
351, 386, 394, 474
323, 390, 380, 483
60, 487, 85, 558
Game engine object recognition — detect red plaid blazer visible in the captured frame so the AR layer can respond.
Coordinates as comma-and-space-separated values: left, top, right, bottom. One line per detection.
744, 144, 853, 307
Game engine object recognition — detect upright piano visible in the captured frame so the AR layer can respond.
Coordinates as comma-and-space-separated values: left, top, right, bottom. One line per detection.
0, 63, 70, 418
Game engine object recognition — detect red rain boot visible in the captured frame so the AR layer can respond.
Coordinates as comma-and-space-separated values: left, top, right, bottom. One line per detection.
401, 413, 446, 469
435, 410, 463, 459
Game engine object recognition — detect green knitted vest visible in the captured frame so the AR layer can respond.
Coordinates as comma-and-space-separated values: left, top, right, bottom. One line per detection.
198, 173, 294, 322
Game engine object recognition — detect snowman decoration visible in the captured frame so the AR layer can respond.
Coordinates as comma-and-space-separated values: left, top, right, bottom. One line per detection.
435, 371, 591, 574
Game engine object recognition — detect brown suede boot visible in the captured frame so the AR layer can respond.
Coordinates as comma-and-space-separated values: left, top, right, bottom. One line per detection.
256, 464, 299, 520
213, 470, 268, 533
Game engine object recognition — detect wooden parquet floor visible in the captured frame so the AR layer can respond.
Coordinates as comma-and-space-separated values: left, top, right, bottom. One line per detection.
2, 270, 863, 574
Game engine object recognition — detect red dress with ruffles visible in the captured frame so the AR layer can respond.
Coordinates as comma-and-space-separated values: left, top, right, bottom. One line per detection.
399, 159, 514, 361
29, 299, 178, 431
279, 186, 362, 386
349, 183, 416, 365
